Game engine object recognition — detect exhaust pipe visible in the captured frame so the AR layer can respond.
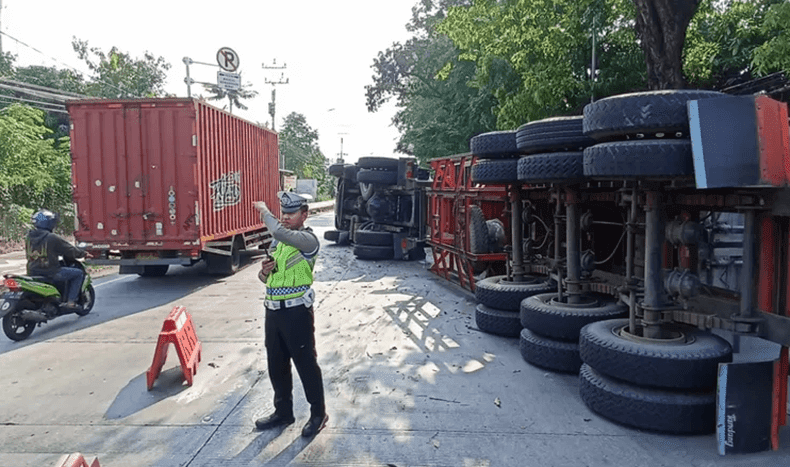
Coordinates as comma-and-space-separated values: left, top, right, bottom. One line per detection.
19, 310, 47, 322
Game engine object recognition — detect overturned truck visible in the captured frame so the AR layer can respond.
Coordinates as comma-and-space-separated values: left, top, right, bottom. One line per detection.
325, 156, 431, 261
442, 89, 790, 447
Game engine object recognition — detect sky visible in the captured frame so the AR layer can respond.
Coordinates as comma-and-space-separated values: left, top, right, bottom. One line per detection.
0, 0, 418, 164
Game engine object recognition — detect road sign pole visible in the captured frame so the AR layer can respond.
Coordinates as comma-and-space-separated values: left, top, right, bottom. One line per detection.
183, 57, 192, 98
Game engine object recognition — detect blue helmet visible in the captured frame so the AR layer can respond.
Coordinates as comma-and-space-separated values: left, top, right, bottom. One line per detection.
32, 209, 59, 232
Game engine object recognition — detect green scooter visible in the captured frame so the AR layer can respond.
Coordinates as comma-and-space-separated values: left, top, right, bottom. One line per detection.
0, 259, 95, 341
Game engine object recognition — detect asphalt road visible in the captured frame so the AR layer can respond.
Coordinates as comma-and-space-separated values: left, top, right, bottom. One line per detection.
0, 212, 788, 466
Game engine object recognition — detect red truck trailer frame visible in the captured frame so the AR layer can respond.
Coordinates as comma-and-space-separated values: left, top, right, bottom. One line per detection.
67, 98, 280, 276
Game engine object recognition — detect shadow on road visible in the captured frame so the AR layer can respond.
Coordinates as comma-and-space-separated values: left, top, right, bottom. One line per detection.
0, 254, 262, 355
104, 367, 190, 420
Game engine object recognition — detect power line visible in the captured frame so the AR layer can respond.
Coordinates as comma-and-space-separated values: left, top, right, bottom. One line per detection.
0, 30, 141, 98
0, 95, 67, 114
0, 77, 86, 99
0, 79, 85, 103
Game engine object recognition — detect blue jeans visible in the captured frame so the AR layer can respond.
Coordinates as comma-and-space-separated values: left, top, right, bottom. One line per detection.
52, 267, 84, 302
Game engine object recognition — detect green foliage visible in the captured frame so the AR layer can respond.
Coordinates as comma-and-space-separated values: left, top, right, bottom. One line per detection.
12, 65, 87, 95
685, 0, 783, 88
201, 81, 258, 112
367, 0, 497, 164
0, 105, 72, 240
752, 1, 790, 76
438, 0, 643, 129
278, 113, 333, 200
0, 51, 15, 77
71, 37, 171, 97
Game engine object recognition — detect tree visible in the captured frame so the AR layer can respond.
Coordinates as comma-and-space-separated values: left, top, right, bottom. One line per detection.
366, 0, 497, 163
71, 37, 171, 98
201, 81, 258, 113
685, 0, 784, 89
278, 112, 333, 200
752, 1, 790, 76
0, 104, 71, 240
13, 65, 86, 95
633, 0, 700, 89
439, 0, 643, 129
8, 65, 88, 137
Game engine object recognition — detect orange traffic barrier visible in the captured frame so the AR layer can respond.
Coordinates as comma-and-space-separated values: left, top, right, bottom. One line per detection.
53, 453, 100, 467
146, 306, 202, 390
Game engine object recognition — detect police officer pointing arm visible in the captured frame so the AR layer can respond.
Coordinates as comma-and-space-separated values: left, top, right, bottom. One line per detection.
252, 192, 327, 438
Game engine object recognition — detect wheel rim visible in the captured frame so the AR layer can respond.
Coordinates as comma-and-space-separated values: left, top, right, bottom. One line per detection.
547, 294, 600, 308
11, 315, 25, 334
616, 324, 692, 345
501, 274, 544, 285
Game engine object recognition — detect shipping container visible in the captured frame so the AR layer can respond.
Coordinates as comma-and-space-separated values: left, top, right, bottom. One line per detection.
67, 98, 280, 276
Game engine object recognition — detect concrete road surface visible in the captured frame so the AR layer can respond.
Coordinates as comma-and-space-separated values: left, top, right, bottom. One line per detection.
0, 211, 788, 466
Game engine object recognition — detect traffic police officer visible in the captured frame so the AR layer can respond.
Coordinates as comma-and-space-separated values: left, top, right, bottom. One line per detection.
252, 192, 327, 437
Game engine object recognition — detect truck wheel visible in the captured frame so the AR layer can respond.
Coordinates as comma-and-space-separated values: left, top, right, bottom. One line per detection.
138, 265, 169, 277
519, 328, 582, 373
206, 239, 242, 275
468, 205, 489, 254
475, 275, 555, 311
357, 169, 398, 185
579, 363, 716, 434
406, 242, 427, 261
470, 130, 520, 158
582, 90, 724, 141
328, 163, 345, 177
579, 318, 732, 389
583, 140, 693, 179
2, 309, 35, 341
517, 152, 584, 182
470, 159, 520, 184
343, 164, 359, 182
334, 180, 349, 231
359, 182, 375, 201
357, 157, 399, 170
516, 116, 595, 155
355, 230, 393, 246
475, 304, 521, 337
353, 244, 393, 260
519, 293, 627, 341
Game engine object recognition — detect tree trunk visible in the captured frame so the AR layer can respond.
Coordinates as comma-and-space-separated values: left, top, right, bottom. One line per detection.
633, 0, 700, 90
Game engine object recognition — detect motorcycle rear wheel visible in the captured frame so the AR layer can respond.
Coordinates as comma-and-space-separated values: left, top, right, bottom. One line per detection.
2, 310, 35, 341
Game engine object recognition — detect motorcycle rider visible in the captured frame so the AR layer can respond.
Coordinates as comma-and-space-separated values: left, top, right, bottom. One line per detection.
25, 209, 92, 311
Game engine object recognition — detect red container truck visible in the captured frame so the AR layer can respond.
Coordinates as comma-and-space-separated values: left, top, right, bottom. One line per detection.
66, 98, 280, 276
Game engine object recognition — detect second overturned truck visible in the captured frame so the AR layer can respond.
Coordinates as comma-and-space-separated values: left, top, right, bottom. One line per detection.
67, 98, 281, 276
325, 156, 431, 261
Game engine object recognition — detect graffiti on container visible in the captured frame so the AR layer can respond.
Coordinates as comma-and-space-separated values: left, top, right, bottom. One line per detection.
210, 171, 241, 211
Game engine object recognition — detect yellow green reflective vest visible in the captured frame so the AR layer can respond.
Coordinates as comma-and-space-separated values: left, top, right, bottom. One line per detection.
265, 241, 316, 300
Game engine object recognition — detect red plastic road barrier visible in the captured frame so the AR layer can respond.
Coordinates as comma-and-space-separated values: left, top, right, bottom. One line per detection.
146, 306, 202, 390
53, 453, 101, 467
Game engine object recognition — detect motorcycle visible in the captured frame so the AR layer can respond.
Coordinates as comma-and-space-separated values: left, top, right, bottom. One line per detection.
1, 259, 95, 341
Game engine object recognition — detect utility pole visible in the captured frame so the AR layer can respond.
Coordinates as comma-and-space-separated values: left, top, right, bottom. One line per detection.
337, 136, 348, 163
262, 59, 288, 132
1, 0, 4, 55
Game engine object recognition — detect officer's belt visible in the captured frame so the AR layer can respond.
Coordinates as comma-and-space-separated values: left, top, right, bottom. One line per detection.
270, 295, 313, 310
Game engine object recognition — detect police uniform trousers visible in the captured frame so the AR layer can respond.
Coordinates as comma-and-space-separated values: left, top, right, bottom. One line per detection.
265, 303, 325, 419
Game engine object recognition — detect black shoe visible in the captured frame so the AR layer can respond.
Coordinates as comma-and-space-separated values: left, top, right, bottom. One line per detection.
301, 413, 328, 438
254, 412, 295, 431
